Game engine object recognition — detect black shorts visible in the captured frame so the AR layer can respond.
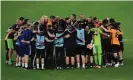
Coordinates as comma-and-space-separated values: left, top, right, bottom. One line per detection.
85, 48, 93, 56
111, 44, 120, 53
36, 49, 45, 58
120, 42, 124, 51
102, 39, 112, 52
13, 40, 17, 50
65, 47, 75, 57
76, 45, 85, 55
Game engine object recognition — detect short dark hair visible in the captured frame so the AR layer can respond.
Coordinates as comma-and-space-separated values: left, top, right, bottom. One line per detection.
72, 14, 76, 18
93, 17, 97, 21
50, 15, 56, 19
19, 17, 25, 21
109, 18, 115, 23
65, 17, 70, 20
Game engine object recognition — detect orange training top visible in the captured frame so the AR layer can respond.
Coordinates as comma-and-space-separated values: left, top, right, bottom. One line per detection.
109, 29, 123, 45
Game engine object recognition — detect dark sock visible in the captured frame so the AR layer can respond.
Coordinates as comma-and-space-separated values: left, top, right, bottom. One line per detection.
91, 63, 94, 66
66, 64, 69, 67
71, 65, 74, 68
119, 59, 123, 63
85, 63, 88, 66
114, 56, 118, 64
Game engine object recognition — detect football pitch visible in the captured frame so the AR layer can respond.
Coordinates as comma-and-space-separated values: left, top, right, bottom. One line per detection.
1, 1, 133, 80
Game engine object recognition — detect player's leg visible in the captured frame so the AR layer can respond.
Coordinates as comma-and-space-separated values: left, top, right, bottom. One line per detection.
7, 39, 14, 65
65, 48, 70, 69
89, 49, 94, 67
81, 55, 85, 69
59, 47, 65, 69
30, 41, 36, 69
50, 46, 54, 69
85, 55, 88, 67
71, 56, 75, 69
71, 48, 75, 69
18, 46, 24, 67
24, 46, 30, 69
55, 47, 60, 69
76, 54, 80, 68
81, 46, 85, 69
41, 49, 45, 69
118, 50, 123, 65
36, 49, 40, 69
76, 45, 80, 68
93, 45, 98, 67
112, 45, 119, 67
118, 42, 124, 65
15, 45, 19, 67
97, 45, 102, 68
5, 40, 9, 63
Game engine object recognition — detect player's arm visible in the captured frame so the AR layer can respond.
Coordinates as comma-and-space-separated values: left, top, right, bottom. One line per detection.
57, 31, 70, 39
102, 33, 110, 37
45, 37, 54, 42
100, 25, 111, 33
5, 32, 10, 40
117, 30, 123, 35
30, 37, 35, 42
47, 31, 55, 38
14, 35, 19, 40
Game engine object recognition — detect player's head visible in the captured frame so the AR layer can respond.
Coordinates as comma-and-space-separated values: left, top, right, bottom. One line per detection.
102, 19, 109, 26
38, 26, 44, 34
87, 16, 92, 23
42, 15, 48, 22
93, 17, 98, 23
85, 25, 89, 31
111, 22, 121, 29
50, 15, 56, 22
47, 24, 53, 30
16, 17, 25, 25
56, 16, 61, 21
65, 17, 71, 23
39, 17, 44, 24
26, 23, 32, 29
22, 18, 29, 25
71, 14, 76, 20
80, 14, 84, 19
109, 18, 115, 24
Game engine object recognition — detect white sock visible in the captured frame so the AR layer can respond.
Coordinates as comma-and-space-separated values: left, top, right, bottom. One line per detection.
16, 63, 18, 66
42, 64, 44, 69
25, 63, 28, 68
77, 63, 80, 68
82, 64, 85, 68
18, 62, 21, 66
37, 64, 39, 69
22, 63, 24, 67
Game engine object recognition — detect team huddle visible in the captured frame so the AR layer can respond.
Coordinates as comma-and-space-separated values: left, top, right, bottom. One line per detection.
4, 14, 124, 70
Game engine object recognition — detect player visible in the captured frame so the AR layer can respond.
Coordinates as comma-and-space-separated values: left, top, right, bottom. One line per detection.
14, 30, 25, 67
101, 24, 123, 67
6, 17, 25, 65
76, 24, 87, 69
21, 23, 33, 69
55, 25, 65, 70
32, 26, 45, 69
45, 25, 56, 69
90, 26, 103, 68
85, 25, 94, 68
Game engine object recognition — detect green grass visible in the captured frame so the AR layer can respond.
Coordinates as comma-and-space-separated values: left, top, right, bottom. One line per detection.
1, 1, 133, 80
